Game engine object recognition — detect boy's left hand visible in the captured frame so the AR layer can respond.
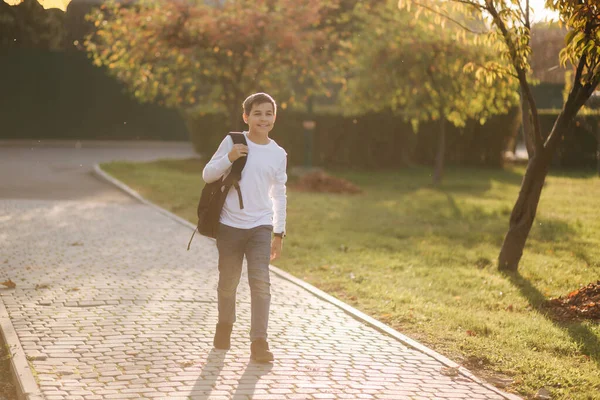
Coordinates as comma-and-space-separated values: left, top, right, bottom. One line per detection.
270, 237, 283, 261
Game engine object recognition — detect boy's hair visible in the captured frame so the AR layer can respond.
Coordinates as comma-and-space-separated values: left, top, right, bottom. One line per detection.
242, 93, 277, 116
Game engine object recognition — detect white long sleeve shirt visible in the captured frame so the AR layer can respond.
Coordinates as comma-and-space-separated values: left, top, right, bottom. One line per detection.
202, 132, 287, 234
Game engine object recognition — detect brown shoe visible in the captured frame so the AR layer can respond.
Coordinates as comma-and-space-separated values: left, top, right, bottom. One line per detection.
213, 323, 233, 350
250, 339, 274, 363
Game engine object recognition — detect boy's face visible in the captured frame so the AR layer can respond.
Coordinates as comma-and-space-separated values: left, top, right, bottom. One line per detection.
243, 102, 276, 135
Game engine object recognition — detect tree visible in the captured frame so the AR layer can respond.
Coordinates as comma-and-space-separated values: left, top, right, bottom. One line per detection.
0, 0, 66, 49
342, 0, 518, 184
84, 0, 343, 129
400, 0, 600, 271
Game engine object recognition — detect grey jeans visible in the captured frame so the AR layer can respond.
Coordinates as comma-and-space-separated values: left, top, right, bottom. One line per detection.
216, 223, 272, 342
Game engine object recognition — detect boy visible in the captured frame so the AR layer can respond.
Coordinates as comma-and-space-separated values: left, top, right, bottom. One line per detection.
202, 93, 287, 363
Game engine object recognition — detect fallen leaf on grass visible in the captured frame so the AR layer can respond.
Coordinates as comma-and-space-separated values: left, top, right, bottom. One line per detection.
1, 280, 16, 289
545, 280, 600, 321
486, 376, 514, 388
466, 330, 477, 337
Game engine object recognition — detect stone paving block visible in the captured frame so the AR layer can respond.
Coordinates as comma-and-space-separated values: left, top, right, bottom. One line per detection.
1, 199, 519, 400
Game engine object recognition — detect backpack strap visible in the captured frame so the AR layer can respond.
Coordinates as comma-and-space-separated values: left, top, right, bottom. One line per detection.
187, 132, 247, 250
227, 132, 247, 182
224, 132, 247, 209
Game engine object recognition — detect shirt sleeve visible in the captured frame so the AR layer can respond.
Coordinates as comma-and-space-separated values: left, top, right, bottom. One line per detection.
270, 154, 288, 234
202, 136, 233, 183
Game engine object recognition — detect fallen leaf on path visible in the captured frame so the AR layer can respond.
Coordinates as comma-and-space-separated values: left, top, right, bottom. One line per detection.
179, 361, 195, 368
440, 366, 460, 377
1, 279, 16, 289
35, 284, 50, 290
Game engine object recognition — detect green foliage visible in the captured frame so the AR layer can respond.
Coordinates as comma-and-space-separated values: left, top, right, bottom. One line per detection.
399, 1, 536, 75
399, 0, 600, 108
344, 0, 519, 131
84, 0, 346, 123
556, 1, 600, 87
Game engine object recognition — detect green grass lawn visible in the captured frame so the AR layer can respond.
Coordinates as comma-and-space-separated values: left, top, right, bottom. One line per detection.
0, 342, 16, 400
102, 159, 600, 399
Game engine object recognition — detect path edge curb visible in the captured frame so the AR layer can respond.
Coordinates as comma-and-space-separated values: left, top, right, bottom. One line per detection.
94, 163, 522, 400
0, 300, 44, 400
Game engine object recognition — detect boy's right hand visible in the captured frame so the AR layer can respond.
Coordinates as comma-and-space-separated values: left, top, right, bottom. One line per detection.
228, 144, 248, 162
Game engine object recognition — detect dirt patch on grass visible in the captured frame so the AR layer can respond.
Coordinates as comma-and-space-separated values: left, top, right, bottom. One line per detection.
544, 281, 600, 321
289, 171, 362, 194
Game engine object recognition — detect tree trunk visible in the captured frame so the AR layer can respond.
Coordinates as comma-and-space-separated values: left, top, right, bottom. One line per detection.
433, 118, 446, 185
597, 126, 600, 177
497, 152, 551, 271
498, 113, 572, 271
520, 90, 534, 158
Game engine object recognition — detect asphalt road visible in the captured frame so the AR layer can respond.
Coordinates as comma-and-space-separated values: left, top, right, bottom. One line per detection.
0, 140, 198, 202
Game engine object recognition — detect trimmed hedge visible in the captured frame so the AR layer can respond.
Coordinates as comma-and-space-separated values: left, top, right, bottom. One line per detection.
187, 109, 598, 170
0, 49, 188, 141
188, 109, 521, 168
541, 113, 599, 169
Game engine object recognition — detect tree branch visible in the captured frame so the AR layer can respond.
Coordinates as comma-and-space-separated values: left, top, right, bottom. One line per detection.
516, 0, 531, 30
485, 0, 543, 152
409, 0, 488, 35
468, 60, 519, 79
574, 53, 587, 87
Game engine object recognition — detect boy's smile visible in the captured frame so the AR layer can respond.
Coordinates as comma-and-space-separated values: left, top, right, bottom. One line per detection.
244, 102, 276, 137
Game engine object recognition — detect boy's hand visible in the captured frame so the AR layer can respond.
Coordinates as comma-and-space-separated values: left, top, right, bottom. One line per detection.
270, 237, 283, 261
228, 144, 248, 162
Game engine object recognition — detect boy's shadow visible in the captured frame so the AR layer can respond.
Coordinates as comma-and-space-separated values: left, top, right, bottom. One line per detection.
190, 348, 226, 400
232, 360, 274, 399
190, 349, 273, 400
